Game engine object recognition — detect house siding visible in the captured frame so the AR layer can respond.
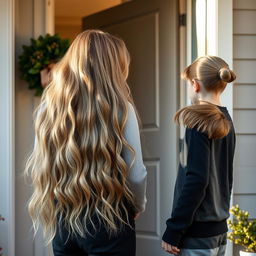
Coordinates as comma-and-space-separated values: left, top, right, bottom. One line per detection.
233, 0, 256, 254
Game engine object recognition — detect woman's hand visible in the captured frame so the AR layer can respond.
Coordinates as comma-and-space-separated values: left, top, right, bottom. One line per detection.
161, 241, 180, 255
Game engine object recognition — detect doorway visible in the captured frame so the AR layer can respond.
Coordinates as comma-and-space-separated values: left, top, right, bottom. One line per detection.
39, 0, 179, 255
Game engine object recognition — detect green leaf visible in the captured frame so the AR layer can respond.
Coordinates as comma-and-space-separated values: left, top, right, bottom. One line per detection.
18, 33, 70, 95
28, 68, 39, 74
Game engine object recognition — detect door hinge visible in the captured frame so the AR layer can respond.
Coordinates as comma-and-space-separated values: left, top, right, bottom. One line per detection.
179, 14, 186, 26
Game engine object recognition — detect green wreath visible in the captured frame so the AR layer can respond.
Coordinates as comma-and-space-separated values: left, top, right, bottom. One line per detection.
19, 34, 70, 96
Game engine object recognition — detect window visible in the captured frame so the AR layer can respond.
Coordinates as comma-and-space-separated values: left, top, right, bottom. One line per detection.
190, 0, 217, 61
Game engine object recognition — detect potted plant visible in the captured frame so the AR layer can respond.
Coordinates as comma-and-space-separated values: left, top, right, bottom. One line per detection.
228, 205, 256, 256
19, 34, 69, 96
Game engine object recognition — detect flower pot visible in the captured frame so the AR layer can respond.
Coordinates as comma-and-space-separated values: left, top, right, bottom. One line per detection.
240, 251, 256, 256
40, 63, 55, 88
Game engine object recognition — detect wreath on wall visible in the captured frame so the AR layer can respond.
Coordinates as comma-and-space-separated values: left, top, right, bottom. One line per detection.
19, 34, 70, 96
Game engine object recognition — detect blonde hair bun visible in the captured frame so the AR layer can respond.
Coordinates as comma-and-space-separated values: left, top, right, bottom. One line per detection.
219, 67, 236, 83
182, 56, 236, 91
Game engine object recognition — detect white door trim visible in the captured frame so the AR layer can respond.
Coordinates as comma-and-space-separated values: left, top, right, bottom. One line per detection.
216, 1, 234, 256
0, 0, 15, 255
45, 0, 55, 35
216, 0, 234, 116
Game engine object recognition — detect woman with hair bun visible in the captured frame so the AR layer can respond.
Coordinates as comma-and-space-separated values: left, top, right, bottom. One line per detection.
162, 56, 236, 256
25, 30, 147, 256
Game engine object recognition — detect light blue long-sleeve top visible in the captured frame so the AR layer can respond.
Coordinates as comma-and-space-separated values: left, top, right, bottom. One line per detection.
123, 103, 147, 212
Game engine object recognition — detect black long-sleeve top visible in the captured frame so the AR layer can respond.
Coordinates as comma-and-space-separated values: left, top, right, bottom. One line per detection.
162, 106, 236, 247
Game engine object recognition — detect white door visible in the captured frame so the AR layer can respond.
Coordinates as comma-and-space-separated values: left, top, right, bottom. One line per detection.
83, 0, 179, 255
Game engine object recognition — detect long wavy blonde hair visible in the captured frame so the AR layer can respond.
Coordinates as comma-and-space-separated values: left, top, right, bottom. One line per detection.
25, 30, 137, 243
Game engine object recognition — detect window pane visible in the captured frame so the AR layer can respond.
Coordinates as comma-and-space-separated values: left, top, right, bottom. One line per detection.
191, 0, 207, 61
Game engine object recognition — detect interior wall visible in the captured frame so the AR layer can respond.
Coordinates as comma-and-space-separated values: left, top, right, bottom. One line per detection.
55, 17, 81, 41
55, 0, 124, 40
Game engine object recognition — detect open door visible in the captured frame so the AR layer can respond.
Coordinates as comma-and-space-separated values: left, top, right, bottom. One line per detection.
83, 0, 179, 255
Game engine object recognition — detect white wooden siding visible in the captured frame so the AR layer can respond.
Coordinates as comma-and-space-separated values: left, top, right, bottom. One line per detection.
233, 60, 256, 83
234, 135, 256, 167
234, 167, 256, 194
233, 195, 256, 218
233, 0, 256, 241
233, 0, 256, 9
234, 85, 256, 108
233, 111, 256, 134
234, 36, 256, 59
234, 10, 256, 34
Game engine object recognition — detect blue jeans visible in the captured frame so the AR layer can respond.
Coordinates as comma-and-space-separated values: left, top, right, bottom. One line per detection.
179, 233, 227, 256
179, 245, 226, 256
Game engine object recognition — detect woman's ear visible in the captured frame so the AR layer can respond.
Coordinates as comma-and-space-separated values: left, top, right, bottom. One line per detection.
191, 79, 200, 93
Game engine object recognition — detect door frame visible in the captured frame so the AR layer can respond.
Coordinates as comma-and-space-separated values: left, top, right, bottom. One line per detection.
0, 0, 15, 255
181, 0, 234, 112
0, 0, 234, 255
216, 2, 234, 256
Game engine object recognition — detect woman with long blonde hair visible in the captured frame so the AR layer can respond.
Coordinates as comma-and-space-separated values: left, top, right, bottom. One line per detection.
25, 30, 147, 256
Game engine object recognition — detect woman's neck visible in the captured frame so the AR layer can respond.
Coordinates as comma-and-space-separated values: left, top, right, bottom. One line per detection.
198, 94, 222, 106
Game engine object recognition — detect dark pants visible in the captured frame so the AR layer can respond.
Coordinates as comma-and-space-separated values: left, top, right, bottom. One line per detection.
52, 218, 136, 256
